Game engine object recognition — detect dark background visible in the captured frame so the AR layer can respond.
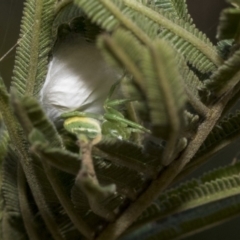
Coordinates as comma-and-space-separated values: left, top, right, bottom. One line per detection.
1, 0, 239, 239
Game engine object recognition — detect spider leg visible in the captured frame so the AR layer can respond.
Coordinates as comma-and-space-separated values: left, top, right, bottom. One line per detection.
105, 98, 138, 107
104, 113, 150, 133
61, 110, 103, 121
105, 79, 122, 101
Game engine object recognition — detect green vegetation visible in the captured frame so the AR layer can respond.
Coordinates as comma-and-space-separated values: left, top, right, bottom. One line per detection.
1, 0, 240, 239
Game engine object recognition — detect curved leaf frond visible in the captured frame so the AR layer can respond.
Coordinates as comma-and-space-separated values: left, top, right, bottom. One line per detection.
29, 129, 94, 239
0, 115, 9, 229
0, 116, 9, 163
197, 110, 240, 158
205, 47, 240, 97
179, 59, 204, 98
151, 0, 193, 24
0, 82, 27, 158
1, 150, 27, 240
99, 30, 187, 146
177, 110, 240, 181
124, 162, 240, 240
217, 7, 240, 42
75, 0, 222, 72
98, 29, 146, 91
11, 0, 55, 96
1, 78, 65, 239
96, 138, 161, 174
141, 40, 186, 131
32, 140, 149, 200
11, 93, 63, 149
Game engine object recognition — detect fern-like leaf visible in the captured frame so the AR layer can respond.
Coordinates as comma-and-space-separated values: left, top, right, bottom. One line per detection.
0, 116, 9, 163
141, 40, 186, 165
75, 0, 222, 72
217, 7, 240, 42
1, 150, 27, 240
204, 47, 240, 97
11, 92, 63, 148
11, 0, 55, 96
99, 29, 187, 145
124, 162, 240, 240
96, 138, 160, 176
151, 0, 193, 24
176, 110, 240, 181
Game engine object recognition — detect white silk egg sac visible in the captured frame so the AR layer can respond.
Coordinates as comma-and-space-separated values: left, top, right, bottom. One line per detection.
39, 33, 119, 121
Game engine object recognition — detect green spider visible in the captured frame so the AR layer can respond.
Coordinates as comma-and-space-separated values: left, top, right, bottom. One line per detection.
61, 80, 150, 145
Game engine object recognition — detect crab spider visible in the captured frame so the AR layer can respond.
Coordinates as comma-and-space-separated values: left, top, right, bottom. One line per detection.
61, 80, 150, 144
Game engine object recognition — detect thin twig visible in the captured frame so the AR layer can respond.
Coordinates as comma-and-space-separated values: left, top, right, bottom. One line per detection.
0, 29, 31, 62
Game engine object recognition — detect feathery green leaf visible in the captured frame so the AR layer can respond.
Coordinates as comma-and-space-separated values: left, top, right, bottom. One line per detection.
142, 39, 186, 128
11, 92, 63, 149
151, 0, 193, 23
11, 0, 55, 96
75, 0, 222, 72
1, 150, 27, 240
125, 162, 240, 240
217, 7, 240, 42
204, 47, 240, 97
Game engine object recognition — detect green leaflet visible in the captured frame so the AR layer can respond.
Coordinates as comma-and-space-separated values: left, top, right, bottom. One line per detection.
9, 93, 76, 239
11, 92, 63, 149
0, 115, 9, 164
126, 1, 220, 72
0, 77, 64, 238
197, 110, 240, 157
96, 138, 161, 175
177, 59, 209, 117
29, 129, 93, 239
151, 0, 193, 23
33, 139, 149, 198
99, 29, 186, 141
18, 99, 96, 238
1, 150, 49, 240
1, 150, 28, 240
0, 79, 27, 160
75, 0, 222, 73
217, 7, 240, 42
177, 110, 240, 181
126, 195, 240, 240
124, 162, 240, 240
31, 140, 127, 228
0, 115, 9, 228
98, 28, 146, 91
31, 144, 80, 175
11, 0, 55, 96
204, 47, 240, 97
178, 59, 204, 100
141, 40, 186, 137
3, 1, 240, 239
228, 0, 240, 8
71, 183, 123, 229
